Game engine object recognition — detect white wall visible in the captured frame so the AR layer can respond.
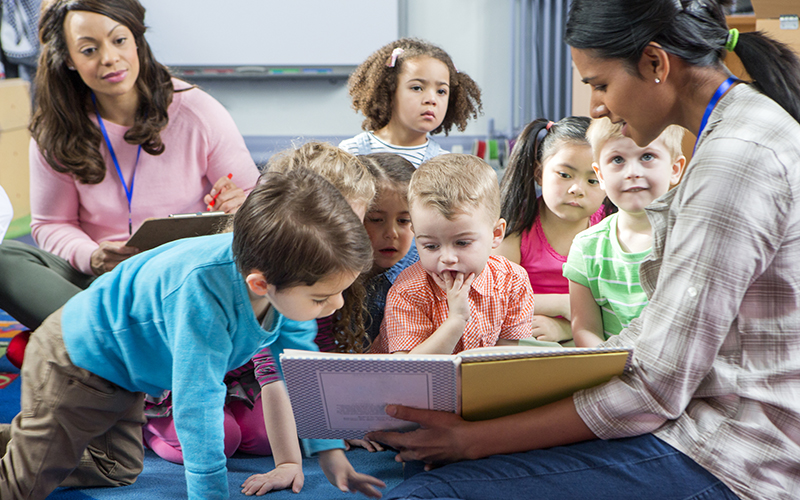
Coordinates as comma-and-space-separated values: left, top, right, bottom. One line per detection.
192, 0, 512, 138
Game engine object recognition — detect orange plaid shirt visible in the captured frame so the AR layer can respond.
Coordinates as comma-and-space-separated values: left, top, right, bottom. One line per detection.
371, 255, 535, 354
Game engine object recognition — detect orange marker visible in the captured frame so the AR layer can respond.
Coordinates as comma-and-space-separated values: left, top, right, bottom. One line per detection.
207, 173, 233, 211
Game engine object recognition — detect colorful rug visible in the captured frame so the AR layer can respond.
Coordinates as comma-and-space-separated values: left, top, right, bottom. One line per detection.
0, 309, 24, 382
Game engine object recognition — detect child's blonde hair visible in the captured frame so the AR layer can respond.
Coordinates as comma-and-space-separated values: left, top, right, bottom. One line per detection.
587, 118, 685, 163
358, 153, 416, 210
409, 154, 500, 223
267, 142, 376, 211
347, 38, 482, 135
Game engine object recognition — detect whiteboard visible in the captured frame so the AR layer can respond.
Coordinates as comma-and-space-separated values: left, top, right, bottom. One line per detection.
138, 0, 399, 68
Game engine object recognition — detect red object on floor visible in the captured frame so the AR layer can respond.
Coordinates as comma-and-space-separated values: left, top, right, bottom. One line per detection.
6, 329, 30, 369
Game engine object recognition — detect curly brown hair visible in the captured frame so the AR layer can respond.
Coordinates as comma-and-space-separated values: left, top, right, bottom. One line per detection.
347, 37, 482, 135
31, 0, 175, 185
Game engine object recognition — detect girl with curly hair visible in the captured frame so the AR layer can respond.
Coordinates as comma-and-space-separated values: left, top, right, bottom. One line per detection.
339, 38, 482, 167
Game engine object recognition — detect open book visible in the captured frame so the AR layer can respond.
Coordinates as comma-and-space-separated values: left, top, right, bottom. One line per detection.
280, 345, 633, 439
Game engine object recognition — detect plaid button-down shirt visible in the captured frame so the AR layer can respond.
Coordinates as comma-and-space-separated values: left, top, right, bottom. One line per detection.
371, 255, 535, 354
575, 84, 800, 500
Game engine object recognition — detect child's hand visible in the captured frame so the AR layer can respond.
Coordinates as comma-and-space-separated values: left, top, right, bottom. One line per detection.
319, 449, 386, 498
345, 438, 385, 452
432, 271, 475, 324
241, 463, 304, 496
531, 315, 572, 342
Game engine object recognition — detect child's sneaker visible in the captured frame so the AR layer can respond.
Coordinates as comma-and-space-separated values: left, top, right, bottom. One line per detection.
6, 330, 30, 369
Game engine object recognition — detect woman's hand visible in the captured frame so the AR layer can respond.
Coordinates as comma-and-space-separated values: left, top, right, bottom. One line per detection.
240, 463, 304, 496
318, 449, 386, 498
204, 174, 246, 213
90, 241, 139, 276
365, 405, 475, 469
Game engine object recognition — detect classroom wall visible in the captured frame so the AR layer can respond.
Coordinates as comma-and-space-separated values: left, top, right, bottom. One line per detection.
191, 0, 512, 140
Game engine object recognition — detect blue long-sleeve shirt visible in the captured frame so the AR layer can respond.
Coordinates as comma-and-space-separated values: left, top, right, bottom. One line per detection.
61, 232, 316, 499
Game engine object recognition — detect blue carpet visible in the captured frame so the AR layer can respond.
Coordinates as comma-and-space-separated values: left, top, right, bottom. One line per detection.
48, 448, 403, 499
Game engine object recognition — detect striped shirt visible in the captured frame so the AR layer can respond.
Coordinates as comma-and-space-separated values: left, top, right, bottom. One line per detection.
371, 255, 535, 354
563, 213, 649, 338
573, 84, 800, 500
338, 131, 447, 168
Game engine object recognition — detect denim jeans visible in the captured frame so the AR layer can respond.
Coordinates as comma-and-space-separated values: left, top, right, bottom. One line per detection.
387, 434, 740, 500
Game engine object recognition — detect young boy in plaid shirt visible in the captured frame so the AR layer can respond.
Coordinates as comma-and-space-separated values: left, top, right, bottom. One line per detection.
371, 154, 535, 354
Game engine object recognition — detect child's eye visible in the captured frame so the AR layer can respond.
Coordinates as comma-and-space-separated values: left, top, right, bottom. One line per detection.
398, 218, 412, 225
588, 178, 600, 186
455, 240, 472, 247
437, 88, 448, 95
411, 85, 423, 92
313, 298, 328, 305
611, 156, 625, 165
367, 217, 383, 223
558, 172, 571, 179
422, 243, 439, 251
641, 153, 655, 162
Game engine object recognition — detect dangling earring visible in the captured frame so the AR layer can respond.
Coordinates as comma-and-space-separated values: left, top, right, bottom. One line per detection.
655, 78, 661, 84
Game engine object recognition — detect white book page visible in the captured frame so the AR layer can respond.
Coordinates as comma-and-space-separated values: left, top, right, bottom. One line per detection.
319, 371, 432, 432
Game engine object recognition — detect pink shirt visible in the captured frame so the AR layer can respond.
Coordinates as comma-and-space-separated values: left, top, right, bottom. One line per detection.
371, 255, 535, 354
30, 80, 260, 274
519, 202, 606, 294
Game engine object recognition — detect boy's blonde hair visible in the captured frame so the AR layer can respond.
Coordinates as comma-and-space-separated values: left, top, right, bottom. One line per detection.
587, 117, 685, 163
267, 142, 376, 210
408, 154, 500, 223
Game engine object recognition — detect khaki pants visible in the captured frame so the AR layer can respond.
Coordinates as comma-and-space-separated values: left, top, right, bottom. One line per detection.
0, 308, 146, 499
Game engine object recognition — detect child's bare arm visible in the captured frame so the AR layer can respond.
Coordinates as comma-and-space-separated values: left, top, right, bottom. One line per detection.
408, 272, 474, 354
240, 381, 304, 496
569, 281, 604, 347
531, 315, 573, 342
532, 293, 572, 319
494, 232, 522, 264
318, 448, 386, 498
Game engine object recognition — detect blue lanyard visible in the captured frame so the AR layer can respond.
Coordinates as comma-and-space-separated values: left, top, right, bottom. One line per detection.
91, 93, 142, 235
694, 76, 738, 155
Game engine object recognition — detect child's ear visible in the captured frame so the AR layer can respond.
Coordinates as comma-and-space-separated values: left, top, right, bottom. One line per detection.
245, 271, 270, 296
491, 218, 507, 248
670, 155, 687, 186
592, 162, 606, 190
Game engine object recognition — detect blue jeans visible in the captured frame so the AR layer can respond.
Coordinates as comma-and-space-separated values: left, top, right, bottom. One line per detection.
387, 434, 739, 500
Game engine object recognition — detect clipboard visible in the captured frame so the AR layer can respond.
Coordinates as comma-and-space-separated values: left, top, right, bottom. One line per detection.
125, 212, 233, 251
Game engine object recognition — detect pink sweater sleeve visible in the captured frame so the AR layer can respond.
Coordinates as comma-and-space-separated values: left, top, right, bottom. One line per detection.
30, 140, 102, 273
29, 83, 259, 275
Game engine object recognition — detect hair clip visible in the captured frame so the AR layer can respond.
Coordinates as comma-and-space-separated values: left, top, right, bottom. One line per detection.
545, 121, 554, 131
387, 47, 404, 68
725, 28, 739, 52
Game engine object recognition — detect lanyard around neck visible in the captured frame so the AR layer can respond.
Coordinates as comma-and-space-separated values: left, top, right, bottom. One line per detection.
91, 92, 142, 235
694, 76, 738, 154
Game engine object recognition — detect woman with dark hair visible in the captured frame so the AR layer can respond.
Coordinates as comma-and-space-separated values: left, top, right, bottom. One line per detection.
367, 1, 800, 499
0, 0, 260, 358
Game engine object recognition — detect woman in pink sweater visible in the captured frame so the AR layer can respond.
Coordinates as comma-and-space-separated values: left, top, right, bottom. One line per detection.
0, 0, 260, 365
